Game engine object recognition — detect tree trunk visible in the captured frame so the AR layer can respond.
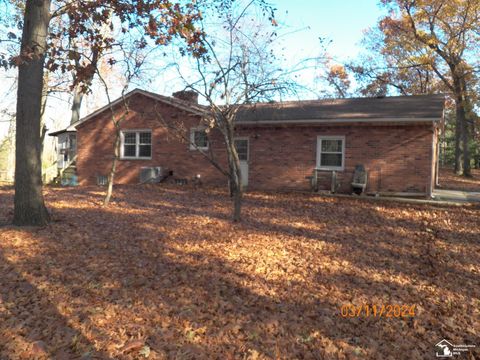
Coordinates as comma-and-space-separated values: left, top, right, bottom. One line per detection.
473, 149, 479, 169
13, 0, 51, 226
454, 90, 471, 177
226, 130, 243, 222
39, 77, 48, 159
103, 127, 120, 206
70, 85, 84, 125
454, 110, 463, 175
229, 168, 243, 222
232, 185, 242, 222
461, 111, 471, 177
70, 48, 98, 125
450, 67, 471, 176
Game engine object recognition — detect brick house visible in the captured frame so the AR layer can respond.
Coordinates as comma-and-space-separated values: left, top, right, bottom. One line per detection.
50, 88, 445, 196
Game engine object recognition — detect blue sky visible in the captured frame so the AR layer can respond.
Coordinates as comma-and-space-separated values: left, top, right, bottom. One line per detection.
151, 1, 386, 99
272, 0, 384, 61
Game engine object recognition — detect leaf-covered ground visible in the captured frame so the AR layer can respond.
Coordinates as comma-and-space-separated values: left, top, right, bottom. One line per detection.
0, 185, 479, 359
439, 167, 480, 192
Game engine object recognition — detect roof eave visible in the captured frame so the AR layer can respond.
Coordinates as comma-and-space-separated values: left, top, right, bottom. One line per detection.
48, 129, 77, 136
236, 117, 440, 126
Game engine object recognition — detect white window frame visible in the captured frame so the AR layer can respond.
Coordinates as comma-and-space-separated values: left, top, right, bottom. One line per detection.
189, 127, 209, 151
120, 129, 152, 160
316, 135, 345, 171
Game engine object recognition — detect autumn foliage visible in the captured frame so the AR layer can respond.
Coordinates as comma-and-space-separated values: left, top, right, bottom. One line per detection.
0, 184, 478, 359
44, 0, 206, 85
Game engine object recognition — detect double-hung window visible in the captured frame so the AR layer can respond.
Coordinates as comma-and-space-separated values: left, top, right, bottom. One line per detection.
190, 127, 209, 150
316, 136, 345, 170
121, 130, 152, 159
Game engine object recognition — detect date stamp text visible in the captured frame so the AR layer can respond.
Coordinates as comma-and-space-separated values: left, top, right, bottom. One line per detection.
340, 304, 416, 318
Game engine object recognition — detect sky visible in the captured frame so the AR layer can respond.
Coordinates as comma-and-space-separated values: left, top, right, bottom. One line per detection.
271, 0, 384, 63
0, 1, 386, 138
151, 0, 385, 100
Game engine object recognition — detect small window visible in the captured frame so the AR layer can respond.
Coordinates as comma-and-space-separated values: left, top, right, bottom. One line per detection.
317, 136, 345, 170
121, 130, 152, 159
190, 127, 209, 150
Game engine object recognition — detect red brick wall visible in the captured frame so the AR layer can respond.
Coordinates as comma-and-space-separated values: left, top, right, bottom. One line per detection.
236, 123, 434, 194
77, 94, 435, 195
77, 94, 228, 187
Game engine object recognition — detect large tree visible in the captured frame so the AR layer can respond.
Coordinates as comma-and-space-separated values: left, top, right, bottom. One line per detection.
359, 0, 480, 176
13, 0, 51, 226
9, 0, 205, 226
350, 26, 445, 97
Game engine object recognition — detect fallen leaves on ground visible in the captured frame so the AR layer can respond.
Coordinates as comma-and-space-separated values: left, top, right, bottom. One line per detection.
0, 183, 478, 359
439, 167, 480, 192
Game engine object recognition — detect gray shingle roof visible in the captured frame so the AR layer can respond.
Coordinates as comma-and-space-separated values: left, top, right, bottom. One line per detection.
49, 92, 445, 136
235, 94, 445, 123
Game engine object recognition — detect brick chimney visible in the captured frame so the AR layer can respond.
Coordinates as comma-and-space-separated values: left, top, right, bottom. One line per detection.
172, 90, 198, 104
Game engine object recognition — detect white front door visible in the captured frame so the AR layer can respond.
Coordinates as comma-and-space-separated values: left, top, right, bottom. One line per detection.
234, 138, 249, 187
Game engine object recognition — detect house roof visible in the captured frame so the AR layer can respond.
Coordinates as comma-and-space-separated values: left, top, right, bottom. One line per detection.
49, 88, 206, 136
49, 123, 77, 136
49, 91, 445, 136
234, 94, 445, 124
74, 88, 207, 128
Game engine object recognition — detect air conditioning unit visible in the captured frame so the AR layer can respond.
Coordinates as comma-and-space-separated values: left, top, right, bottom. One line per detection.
140, 167, 166, 184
